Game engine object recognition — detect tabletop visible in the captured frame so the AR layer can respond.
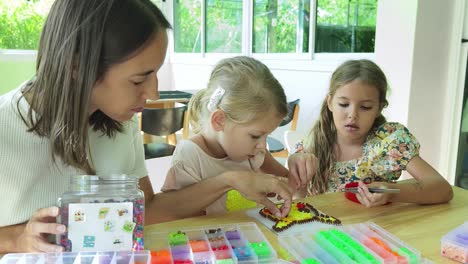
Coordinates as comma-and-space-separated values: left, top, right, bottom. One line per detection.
145, 186, 468, 263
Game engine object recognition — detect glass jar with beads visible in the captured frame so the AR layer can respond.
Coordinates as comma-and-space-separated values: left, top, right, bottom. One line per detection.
57, 175, 145, 252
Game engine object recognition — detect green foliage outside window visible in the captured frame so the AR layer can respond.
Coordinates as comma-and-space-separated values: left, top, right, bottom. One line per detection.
174, 0, 201, 53
0, 0, 52, 50
316, 0, 377, 52
1, 0, 377, 53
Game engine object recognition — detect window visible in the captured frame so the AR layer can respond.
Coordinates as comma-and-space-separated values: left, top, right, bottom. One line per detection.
316, 0, 377, 52
173, 0, 377, 56
0, 0, 53, 50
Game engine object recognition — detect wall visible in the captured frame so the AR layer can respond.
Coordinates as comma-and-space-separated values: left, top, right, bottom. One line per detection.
375, 0, 465, 183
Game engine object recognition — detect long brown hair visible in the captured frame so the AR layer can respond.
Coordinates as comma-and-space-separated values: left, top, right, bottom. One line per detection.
304, 59, 389, 194
19, 0, 171, 174
188, 56, 288, 133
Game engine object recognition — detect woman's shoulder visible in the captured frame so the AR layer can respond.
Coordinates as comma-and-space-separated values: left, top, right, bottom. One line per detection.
0, 86, 23, 112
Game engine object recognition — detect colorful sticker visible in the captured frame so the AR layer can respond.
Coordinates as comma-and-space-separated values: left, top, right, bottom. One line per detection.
117, 208, 129, 217
83, 236, 95, 248
99, 207, 110, 219
122, 221, 136, 233
104, 221, 115, 232
74, 210, 85, 222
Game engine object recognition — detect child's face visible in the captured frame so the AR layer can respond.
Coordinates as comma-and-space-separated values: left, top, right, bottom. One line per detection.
90, 30, 168, 121
328, 79, 381, 144
220, 111, 284, 162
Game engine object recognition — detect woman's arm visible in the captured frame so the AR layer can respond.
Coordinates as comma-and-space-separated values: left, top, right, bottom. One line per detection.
0, 207, 65, 253
140, 175, 229, 224
141, 171, 292, 224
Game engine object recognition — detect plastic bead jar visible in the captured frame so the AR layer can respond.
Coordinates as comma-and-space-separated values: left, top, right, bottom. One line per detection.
57, 175, 145, 252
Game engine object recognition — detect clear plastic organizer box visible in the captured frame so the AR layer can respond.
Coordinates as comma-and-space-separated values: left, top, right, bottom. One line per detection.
145, 222, 278, 264
279, 222, 422, 264
0, 251, 151, 264
0, 223, 277, 264
441, 221, 468, 263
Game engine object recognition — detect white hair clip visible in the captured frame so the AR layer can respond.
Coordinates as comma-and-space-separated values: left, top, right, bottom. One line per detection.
206, 86, 225, 112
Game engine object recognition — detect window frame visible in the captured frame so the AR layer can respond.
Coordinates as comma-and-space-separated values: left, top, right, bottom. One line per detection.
169, 0, 376, 67
0, 0, 376, 67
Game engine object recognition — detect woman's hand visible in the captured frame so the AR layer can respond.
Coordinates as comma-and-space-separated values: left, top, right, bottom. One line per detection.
287, 152, 317, 190
229, 172, 293, 218
15, 207, 66, 252
354, 181, 393, 207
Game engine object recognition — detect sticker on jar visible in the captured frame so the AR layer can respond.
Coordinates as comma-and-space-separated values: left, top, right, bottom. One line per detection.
68, 202, 133, 251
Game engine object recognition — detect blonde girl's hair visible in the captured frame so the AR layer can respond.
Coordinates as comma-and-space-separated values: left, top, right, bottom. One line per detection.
304, 59, 389, 194
188, 56, 288, 133
19, 0, 171, 174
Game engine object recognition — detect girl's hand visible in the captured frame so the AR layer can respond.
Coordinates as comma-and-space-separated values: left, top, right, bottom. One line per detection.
231, 172, 293, 218
355, 182, 392, 207
287, 152, 317, 190
16, 207, 65, 252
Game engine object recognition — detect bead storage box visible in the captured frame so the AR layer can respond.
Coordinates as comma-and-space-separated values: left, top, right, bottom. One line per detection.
441, 222, 468, 263
57, 175, 145, 252
145, 222, 277, 264
0, 251, 150, 264
279, 222, 423, 264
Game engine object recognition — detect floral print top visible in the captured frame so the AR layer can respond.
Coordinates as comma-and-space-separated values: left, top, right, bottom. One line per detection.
295, 122, 420, 192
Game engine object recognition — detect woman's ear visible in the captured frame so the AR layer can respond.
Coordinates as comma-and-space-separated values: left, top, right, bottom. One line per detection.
326, 95, 333, 112
210, 110, 225, 132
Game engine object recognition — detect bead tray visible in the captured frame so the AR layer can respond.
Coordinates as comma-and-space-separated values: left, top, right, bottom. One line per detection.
441, 221, 468, 263
279, 222, 423, 264
145, 222, 277, 264
0, 250, 150, 264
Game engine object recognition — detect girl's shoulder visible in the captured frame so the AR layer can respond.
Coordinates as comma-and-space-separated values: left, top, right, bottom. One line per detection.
364, 121, 420, 163
367, 122, 418, 144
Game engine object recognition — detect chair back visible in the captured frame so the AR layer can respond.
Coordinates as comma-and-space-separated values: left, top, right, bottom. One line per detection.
141, 105, 187, 136
279, 99, 300, 130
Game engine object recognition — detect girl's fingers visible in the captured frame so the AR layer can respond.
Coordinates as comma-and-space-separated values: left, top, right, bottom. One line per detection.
259, 198, 282, 218
289, 166, 301, 189
304, 156, 314, 186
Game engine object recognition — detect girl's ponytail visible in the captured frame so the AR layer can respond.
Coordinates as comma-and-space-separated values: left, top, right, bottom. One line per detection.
187, 89, 208, 134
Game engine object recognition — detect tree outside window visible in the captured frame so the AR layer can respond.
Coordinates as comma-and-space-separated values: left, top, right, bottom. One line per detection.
0, 0, 53, 50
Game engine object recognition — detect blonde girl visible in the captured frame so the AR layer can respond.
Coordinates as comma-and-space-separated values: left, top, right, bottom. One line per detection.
161, 56, 292, 218
288, 59, 453, 207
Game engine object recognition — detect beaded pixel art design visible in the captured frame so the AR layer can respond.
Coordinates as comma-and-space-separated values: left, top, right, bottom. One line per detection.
259, 202, 342, 232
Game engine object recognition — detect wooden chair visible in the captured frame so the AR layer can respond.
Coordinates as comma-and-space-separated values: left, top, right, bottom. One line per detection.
141, 104, 189, 159
268, 99, 300, 158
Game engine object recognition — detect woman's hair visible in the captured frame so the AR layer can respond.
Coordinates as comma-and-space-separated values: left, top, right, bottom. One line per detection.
305, 59, 389, 194
188, 56, 288, 133
19, 0, 171, 174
